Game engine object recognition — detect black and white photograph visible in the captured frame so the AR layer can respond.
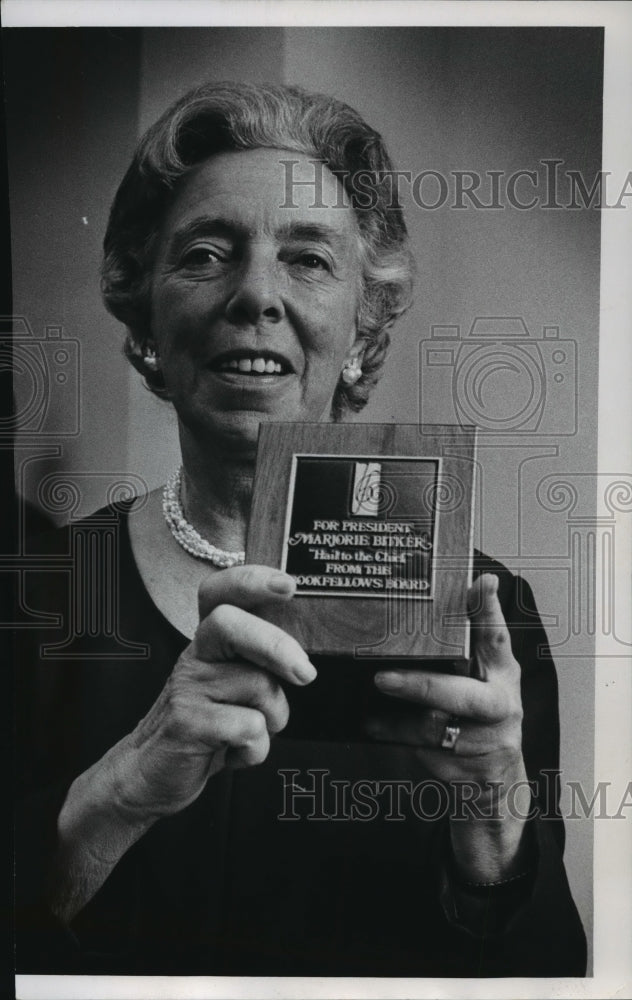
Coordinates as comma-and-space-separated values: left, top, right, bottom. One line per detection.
4, 2, 631, 997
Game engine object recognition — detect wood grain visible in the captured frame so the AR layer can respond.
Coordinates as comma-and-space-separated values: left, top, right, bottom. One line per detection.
247, 423, 477, 669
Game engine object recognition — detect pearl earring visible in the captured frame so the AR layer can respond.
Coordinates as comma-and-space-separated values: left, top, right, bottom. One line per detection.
341, 357, 362, 385
143, 347, 159, 372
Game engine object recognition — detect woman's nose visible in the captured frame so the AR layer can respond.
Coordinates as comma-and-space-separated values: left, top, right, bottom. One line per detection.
224, 253, 285, 326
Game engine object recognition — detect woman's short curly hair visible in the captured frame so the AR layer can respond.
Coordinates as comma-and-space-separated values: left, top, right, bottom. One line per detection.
101, 81, 414, 419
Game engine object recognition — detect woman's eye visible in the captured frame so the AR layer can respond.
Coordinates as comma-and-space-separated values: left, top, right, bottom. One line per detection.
180, 245, 227, 268
296, 253, 330, 271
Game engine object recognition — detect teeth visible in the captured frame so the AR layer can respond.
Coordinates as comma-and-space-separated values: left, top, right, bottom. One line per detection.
218, 355, 286, 374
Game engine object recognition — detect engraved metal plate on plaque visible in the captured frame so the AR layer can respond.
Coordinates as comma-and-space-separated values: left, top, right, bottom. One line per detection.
282, 456, 438, 599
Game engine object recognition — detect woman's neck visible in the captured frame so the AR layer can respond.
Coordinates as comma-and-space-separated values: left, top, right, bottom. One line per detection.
177, 429, 255, 554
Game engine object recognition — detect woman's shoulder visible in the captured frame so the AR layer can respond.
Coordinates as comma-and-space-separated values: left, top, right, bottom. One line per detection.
22, 497, 144, 615
472, 548, 513, 579
472, 547, 518, 606
20, 493, 186, 655
472, 549, 544, 629
27, 497, 140, 552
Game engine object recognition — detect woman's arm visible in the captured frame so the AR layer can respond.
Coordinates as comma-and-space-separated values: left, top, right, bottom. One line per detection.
367, 568, 587, 975
44, 566, 315, 924
370, 573, 531, 878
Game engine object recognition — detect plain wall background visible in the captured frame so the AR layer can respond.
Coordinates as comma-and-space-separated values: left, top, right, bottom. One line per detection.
5, 26, 602, 964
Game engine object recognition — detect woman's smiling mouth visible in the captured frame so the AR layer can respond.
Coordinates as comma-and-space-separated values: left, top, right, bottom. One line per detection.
209, 349, 294, 377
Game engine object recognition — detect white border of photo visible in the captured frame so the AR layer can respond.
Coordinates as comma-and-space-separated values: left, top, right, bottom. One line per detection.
6, 2, 631, 998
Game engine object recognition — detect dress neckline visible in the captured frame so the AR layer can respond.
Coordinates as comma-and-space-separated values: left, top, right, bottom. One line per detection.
115, 498, 191, 648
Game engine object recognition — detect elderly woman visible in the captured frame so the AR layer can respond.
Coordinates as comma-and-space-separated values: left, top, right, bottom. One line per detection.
16, 82, 586, 977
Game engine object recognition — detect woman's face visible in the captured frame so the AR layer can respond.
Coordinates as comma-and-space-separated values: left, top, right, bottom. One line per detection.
150, 148, 363, 457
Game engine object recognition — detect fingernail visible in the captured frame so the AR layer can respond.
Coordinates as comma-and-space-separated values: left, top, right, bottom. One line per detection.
295, 659, 317, 685
488, 574, 499, 594
375, 672, 402, 690
268, 573, 295, 595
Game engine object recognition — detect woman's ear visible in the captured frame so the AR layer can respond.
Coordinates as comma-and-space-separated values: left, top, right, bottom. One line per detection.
347, 331, 366, 363
340, 341, 365, 386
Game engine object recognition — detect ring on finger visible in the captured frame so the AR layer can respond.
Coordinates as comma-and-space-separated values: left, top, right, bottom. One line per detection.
440, 716, 461, 751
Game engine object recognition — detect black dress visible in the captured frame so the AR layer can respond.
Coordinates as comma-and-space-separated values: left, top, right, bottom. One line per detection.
15, 502, 587, 977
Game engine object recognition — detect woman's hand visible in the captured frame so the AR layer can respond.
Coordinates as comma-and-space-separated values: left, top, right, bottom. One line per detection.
369, 573, 533, 881
369, 573, 523, 787
110, 565, 315, 823
51, 565, 313, 921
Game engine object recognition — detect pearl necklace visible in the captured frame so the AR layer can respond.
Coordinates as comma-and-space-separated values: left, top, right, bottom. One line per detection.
162, 467, 245, 568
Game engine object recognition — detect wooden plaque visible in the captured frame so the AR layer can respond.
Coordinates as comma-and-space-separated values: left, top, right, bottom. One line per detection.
246, 423, 477, 666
